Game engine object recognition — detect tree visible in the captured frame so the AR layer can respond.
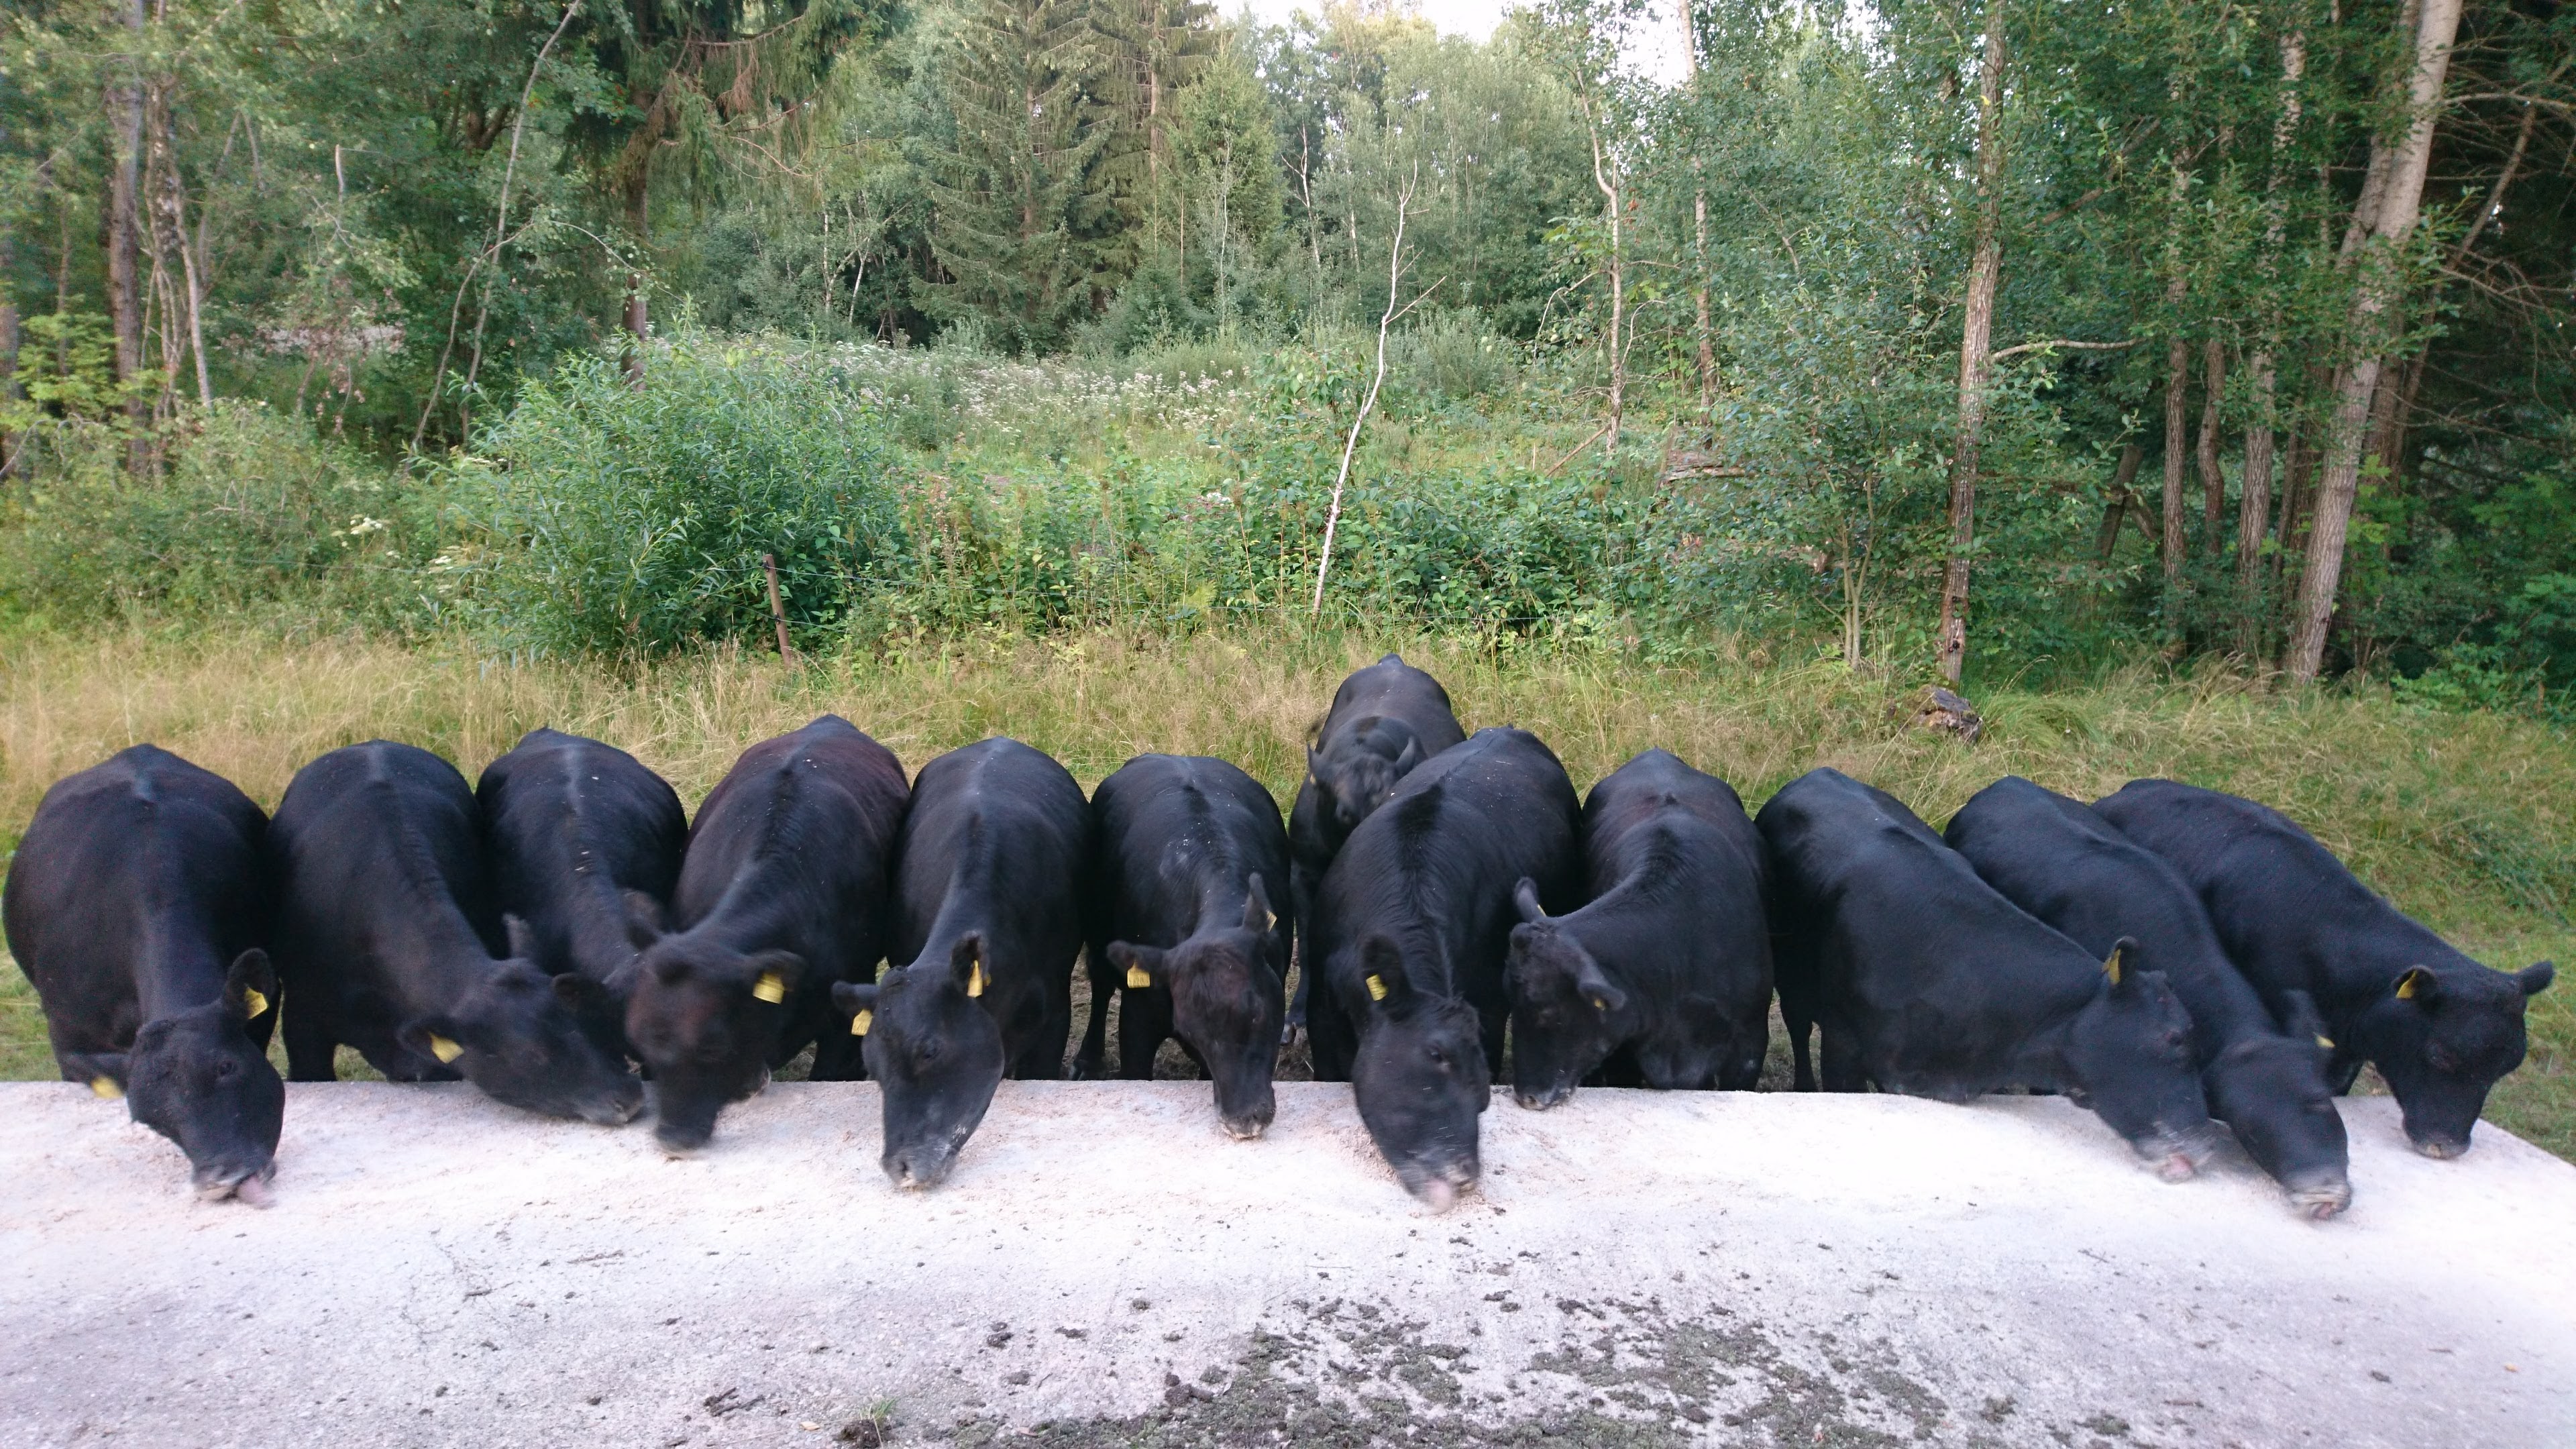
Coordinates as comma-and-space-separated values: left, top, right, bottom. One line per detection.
1171, 40, 1280, 327
921, 0, 1116, 351
2286, 0, 2462, 683
1935, 0, 2007, 688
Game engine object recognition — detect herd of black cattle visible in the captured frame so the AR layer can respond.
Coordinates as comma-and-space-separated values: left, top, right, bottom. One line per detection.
3, 655, 2555, 1218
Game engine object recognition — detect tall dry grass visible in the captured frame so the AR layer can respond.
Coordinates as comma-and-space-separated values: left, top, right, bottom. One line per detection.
3, 625, 2568, 1154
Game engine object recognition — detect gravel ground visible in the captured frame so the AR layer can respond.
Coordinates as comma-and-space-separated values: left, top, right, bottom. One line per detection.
1, 1081, 2570, 1448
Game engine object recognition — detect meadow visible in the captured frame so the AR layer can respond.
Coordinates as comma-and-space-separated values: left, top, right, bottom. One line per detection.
3, 623, 2568, 1162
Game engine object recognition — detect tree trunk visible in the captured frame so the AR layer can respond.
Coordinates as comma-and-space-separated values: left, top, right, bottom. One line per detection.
1936, 0, 2006, 688
623, 169, 650, 384
1680, 0, 1713, 426
106, 0, 150, 455
1582, 99, 1625, 454
2286, 0, 2462, 683
2096, 441, 2146, 561
2195, 339, 2226, 548
2163, 330, 2188, 591
2241, 31, 2302, 643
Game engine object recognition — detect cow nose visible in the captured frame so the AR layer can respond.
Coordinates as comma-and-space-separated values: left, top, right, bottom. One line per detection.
2412, 1136, 2469, 1160
193, 1161, 276, 1208
2287, 1175, 2353, 1220
1221, 1115, 1267, 1141
655, 1122, 713, 1157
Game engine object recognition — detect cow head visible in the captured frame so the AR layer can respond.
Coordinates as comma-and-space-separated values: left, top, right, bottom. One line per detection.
76, 950, 286, 1205
1504, 878, 1626, 1110
624, 909, 804, 1152
2362, 959, 2553, 1159
1110, 875, 1285, 1139
2061, 940, 2216, 1179
2206, 992, 2350, 1218
1307, 717, 1424, 837
841, 932, 1005, 1189
401, 922, 643, 1130
1348, 934, 1489, 1210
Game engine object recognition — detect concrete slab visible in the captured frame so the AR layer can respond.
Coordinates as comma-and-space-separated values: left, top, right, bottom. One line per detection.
0, 1081, 2569, 1449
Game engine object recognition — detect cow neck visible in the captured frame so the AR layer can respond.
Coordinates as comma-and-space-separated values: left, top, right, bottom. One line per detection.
122, 800, 234, 1021
367, 781, 508, 1014
693, 753, 828, 953
2002, 1014, 2083, 1096
916, 818, 1000, 969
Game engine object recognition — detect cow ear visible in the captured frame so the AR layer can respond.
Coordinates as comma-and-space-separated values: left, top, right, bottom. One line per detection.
1393, 735, 1423, 771
1242, 873, 1275, 935
398, 1015, 472, 1067
225, 949, 278, 1020
622, 890, 665, 950
1108, 941, 1167, 989
62, 1052, 130, 1098
2101, 937, 2137, 991
1573, 957, 1627, 1016
2394, 966, 2439, 1004
1512, 877, 1548, 925
743, 951, 804, 1004
830, 981, 879, 1032
949, 933, 987, 998
2520, 961, 2556, 998
1359, 934, 1413, 1012
1306, 745, 1328, 787
2277, 989, 2333, 1054
504, 914, 538, 963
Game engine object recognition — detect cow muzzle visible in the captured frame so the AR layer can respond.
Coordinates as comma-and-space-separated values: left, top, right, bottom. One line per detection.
194, 1160, 276, 1208
2284, 1172, 2353, 1220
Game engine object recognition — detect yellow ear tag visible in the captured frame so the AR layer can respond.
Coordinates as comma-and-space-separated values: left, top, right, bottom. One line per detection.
1125, 965, 1152, 989
2102, 945, 2125, 987
1366, 974, 1388, 1002
851, 1010, 873, 1036
2316, 1035, 2335, 1050
752, 971, 787, 1004
90, 1075, 124, 1099
241, 987, 270, 1018
1262, 908, 1277, 933
967, 962, 985, 998
1591, 996, 1609, 1012
2395, 972, 2420, 1000
428, 1034, 464, 1065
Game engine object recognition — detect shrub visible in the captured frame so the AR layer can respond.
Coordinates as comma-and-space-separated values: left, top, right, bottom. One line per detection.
0, 402, 429, 625
444, 336, 908, 654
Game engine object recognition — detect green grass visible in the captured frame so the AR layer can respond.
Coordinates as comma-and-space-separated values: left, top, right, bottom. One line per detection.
3, 624, 2567, 1158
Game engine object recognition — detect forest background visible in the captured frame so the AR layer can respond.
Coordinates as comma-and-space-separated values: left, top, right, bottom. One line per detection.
0, 0, 2571, 1144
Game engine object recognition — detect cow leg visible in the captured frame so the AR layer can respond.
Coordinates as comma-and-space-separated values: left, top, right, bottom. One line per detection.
1073, 942, 1114, 1080
1118, 986, 1168, 1080
283, 1006, 340, 1083
1285, 863, 1318, 1038
808, 1010, 866, 1081
1817, 1017, 1867, 1093
1306, 981, 1356, 1082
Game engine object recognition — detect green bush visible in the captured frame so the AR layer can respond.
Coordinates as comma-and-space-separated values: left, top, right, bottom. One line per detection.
444, 336, 908, 654
0, 402, 429, 625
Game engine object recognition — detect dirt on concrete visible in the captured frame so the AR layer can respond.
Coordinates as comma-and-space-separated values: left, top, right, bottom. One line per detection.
1, 1081, 2571, 1448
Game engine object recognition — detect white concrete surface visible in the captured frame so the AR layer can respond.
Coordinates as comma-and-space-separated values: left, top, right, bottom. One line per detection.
0, 1082, 2570, 1448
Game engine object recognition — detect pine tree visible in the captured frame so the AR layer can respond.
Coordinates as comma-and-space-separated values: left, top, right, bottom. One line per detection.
1089, 0, 1217, 271
1173, 42, 1282, 327
922, 0, 1116, 351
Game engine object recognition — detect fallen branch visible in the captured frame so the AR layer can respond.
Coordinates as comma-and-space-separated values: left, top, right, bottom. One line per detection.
1991, 337, 2140, 362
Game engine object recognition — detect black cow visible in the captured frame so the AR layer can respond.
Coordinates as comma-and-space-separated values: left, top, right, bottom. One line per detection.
1306, 727, 1580, 1208
1947, 777, 2352, 1216
1077, 753, 1293, 1138
476, 728, 687, 1014
1287, 655, 1467, 1032
624, 716, 909, 1154
834, 737, 1089, 1189
2095, 778, 2555, 1159
1505, 749, 1772, 1107
5, 745, 283, 1204
268, 741, 643, 1126
1759, 768, 2215, 1177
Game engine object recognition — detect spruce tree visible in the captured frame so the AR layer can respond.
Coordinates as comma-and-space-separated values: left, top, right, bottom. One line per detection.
922, 0, 1115, 351
1089, 0, 1217, 272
